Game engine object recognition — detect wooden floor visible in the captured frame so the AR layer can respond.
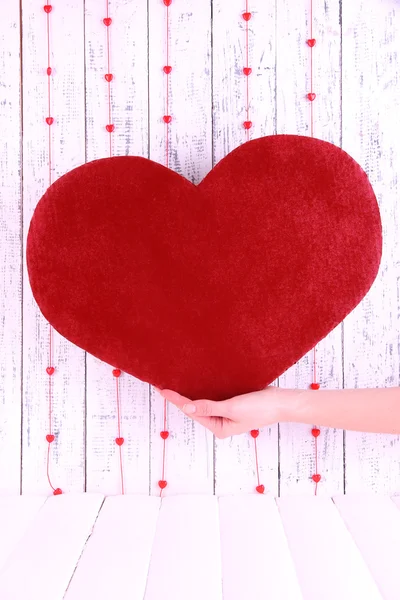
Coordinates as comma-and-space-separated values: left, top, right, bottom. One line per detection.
0, 493, 399, 599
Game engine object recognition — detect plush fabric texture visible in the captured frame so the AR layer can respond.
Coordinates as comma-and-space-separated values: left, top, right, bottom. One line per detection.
27, 135, 382, 401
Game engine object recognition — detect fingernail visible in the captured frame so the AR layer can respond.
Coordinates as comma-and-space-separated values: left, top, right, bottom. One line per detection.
183, 403, 196, 414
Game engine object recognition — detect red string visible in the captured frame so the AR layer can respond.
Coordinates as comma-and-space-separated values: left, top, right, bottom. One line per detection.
43, 4, 62, 497
157, 0, 173, 497
242, 3, 252, 139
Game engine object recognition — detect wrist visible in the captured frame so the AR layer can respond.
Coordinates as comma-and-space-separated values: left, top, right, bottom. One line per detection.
272, 386, 310, 423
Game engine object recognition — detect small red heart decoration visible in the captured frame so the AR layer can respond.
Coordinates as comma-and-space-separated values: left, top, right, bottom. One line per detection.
47, 67, 52, 76
105, 73, 113, 82
163, 66, 172, 74
163, 0, 172, 6
158, 480, 168, 489
243, 121, 252, 130
243, 12, 252, 21
44, 5, 52, 14
250, 429, 259, 438
46, 366, 55, 375
256, 485, 265, 494
307, 93, 316, 102
46, 434, 55, 443
27, 135, 381, 401
103, 17, 112, 26
312, 474, 321, 483
311, 428, 320, 437
160, 431, 169, 440
243, 67, 252, 76
310, 382, 320, 390
307, 38, 316, 47
106, 124, 114, 133
112, 368, 121, 377
53, 488, 63, 495
46, 117, 54, 125
163, 115, 172, 124
115, 437, 124, 446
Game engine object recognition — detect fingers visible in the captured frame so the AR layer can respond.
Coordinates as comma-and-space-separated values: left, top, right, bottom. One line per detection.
161, 389, 231, 419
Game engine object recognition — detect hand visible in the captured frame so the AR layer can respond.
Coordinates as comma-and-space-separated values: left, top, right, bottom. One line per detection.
159, 386, 284, 438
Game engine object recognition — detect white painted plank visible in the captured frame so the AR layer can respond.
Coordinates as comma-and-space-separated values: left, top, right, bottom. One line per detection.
277, 0, 344, 497
333, 494, 400, 600
144, 495, 222, 600
22, 0, 86, 493
148, 1, 214, 495
64, 495, 160, 599
212, 0, 279, 497
84, 0, 151, 495
0, 493, 104, 600
342, 0, 400, 494
0, 496, 46, 570
219, 495, 303, 600
391, 495, 400, 510
277, 495, 383, 600
0, 0, 22, 495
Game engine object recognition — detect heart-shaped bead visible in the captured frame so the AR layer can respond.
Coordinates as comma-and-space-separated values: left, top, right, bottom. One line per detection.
250, 429, 259, 438
163, 0, 172, 6
106, 124, 115, 133
112, 368, 121, 377
311, 428, 321, 437
256, 484, 265, 494
312, 474, 321, 483
115, 437, 124, 446
242, 12, 252, 21
47, 67, 52, 76
46, 366, 55, 375
53, 488, 63, 495
307, 38, 316, 47
310, 382, 320, 390
46, 434, 55, 443
158, 480, 167, 489
46, 117, 54, 125
307, 93, 316, 102
160, 431, 169, 440
44, 5, 52, 13
163, 115, 172, 124
243, 67, 252, 76
103, 17, 112, 26
163, 65, 172, 74
105, 73, 113, 82
243, 121, 252, 130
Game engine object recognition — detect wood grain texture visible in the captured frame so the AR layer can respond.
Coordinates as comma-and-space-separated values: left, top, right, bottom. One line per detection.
84, 0, 150, 495
277, 0, 345, 497
212, 0, 279, 497
21, 0, 86, 494
148, 0, 214, 495
0, 0, 398, 498
0, 3, 22, 495
342, 0, 400, 494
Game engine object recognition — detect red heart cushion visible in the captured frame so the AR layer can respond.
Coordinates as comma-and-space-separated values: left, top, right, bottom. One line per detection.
27, 135, 382, 401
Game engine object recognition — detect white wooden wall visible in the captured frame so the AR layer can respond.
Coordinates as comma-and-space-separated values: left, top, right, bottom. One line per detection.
0, 0, 399, 499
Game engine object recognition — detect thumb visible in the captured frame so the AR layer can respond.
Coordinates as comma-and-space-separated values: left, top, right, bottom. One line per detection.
182, 399, 229, 418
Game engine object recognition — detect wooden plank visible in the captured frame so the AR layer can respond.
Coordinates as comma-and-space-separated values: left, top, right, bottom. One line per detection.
148, 1, 214, 495
0, 0, 22, 495
277, 495, 383, 600
144, 495, 222, 600
21, 0, 86, 493
0, 493, 104, 600
84, 0, 150, 495
64, 496, 160, 599
277, 0, 344, 497
333, 494, 400, 600
219, 495, 303, 599
342, 0, 400, 494
212, 0, 279, 497
0, 496, 46, 570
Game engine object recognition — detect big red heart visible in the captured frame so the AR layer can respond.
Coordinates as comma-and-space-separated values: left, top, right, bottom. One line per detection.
27, 135, 381, 401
